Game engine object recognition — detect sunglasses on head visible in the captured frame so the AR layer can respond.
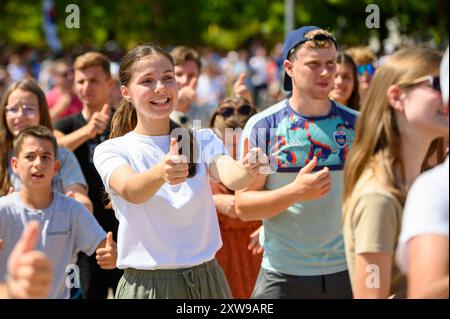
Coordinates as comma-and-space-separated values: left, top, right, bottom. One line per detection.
218, 104, 253, 118
398, 75, 441, 93
290, 34, 337, 56
357, 63, 375, 76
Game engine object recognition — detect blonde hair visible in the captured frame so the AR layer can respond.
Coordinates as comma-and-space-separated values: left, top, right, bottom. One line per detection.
74, 52, 111, 77
288, 29, 336, 61
343, 46, 444, 214
302, 29, 335, 49
345, 46, 375, 65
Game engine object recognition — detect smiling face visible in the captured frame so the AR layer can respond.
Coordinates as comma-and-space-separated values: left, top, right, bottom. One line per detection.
286, 45, 337, 100
121, 54, 178, 120
11, 136, 59, 190
5, 88, 40, 137
329, 63, 355, 106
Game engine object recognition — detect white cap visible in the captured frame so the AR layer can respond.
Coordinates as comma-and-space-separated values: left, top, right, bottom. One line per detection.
440, 46, 449, 104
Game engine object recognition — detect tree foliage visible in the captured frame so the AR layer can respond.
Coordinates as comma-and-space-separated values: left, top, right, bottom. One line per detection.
0, 0, 447, 52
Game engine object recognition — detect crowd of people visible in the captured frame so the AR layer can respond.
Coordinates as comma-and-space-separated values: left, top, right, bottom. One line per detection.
0, 24, 448, 299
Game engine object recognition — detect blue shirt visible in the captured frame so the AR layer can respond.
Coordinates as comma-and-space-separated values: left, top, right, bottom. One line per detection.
240, 99, 359, 276
0, 192, 105, 298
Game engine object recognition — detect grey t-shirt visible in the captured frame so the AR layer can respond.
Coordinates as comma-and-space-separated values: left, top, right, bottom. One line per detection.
8, 147, 87, 194
0, 192, 106, 299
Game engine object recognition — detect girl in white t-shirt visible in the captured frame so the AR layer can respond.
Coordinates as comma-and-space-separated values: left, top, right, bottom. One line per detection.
93, 44, 269, 299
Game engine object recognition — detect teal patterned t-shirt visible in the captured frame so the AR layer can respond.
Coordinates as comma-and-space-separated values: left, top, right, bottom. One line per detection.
240, 99, 358, 276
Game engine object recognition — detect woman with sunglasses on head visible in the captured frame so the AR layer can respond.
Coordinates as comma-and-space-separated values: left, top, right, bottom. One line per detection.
343, 46, 447, 299
0, 79, 92, 212
345, 46, 377, 106
329, 53, 360, 111
209, 96, 262, 298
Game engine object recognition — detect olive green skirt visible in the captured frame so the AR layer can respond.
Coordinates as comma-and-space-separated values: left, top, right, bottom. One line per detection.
115, 259, 232, 299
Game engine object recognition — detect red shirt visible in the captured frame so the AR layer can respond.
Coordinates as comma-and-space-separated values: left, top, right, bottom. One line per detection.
46, 87, 83, 119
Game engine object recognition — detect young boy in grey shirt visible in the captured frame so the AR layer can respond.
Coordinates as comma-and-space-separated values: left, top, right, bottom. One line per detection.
0, 126, 117, 299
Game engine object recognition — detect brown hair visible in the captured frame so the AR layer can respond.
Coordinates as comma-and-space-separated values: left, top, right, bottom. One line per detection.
13, 125, 58, 157
0, 79, 53, 195
345, 46, 376, 65
170, 46, 201, 71
343, 46, 444, 215
110, 43, 197, 177
74, 52, 111, 77
336, 52, 360, 110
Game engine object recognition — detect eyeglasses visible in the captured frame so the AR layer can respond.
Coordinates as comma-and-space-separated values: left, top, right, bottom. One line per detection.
398, 75, 441, 93
357, 63, 375, 76
218, 104, 254, 118
4, 104, 39, 118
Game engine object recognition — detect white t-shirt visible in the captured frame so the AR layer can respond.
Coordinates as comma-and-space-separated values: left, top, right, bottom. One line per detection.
396, 158, 449, 273
93, 129, 228, 270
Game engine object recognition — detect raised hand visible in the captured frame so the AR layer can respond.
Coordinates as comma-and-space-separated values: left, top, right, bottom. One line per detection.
290, 156, 331, 201
160, 138, 189, 185
85, 103, 110, 139
233, 73, 253, 104
7, 221, 52, 299
240, 138, 270, 177
176, 77, 197, 113
96, 232, 117, 270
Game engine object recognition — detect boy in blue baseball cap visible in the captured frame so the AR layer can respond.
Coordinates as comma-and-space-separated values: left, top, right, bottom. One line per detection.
236, 26, 358, 298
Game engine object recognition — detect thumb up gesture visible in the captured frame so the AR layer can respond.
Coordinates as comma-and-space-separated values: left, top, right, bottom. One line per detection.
240, 138, 270, 177
160, 138, 190, 185
96, 232, 117, 270
7, 221, 53, 298
233, 73, 253, 104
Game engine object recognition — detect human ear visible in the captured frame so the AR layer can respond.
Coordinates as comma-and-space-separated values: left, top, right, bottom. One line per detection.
54, 160, 60, 176
387, 85, 405, 113
284, 60, 294, 78
10, 157, 19, 174
120, 85, 132, 102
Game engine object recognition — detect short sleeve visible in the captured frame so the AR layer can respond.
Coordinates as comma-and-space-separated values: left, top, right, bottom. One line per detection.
197, 129, 228, 168
238, 114, 272, 162
71, 201, 107, 256
353, 194, 401, 255
57, 147, 87, 191
396, 162, 449, 273
54, 116, 74, 135
93, 139, 131, 194
399, 165, 449, 242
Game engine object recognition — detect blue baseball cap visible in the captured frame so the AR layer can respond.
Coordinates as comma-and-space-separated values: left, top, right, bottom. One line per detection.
282, 26, 336, 91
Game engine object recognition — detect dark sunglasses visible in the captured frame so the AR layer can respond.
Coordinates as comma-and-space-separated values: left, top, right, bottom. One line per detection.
399, 75, 441, 93
357, 63, 375, 76
218, 104, 254, 118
